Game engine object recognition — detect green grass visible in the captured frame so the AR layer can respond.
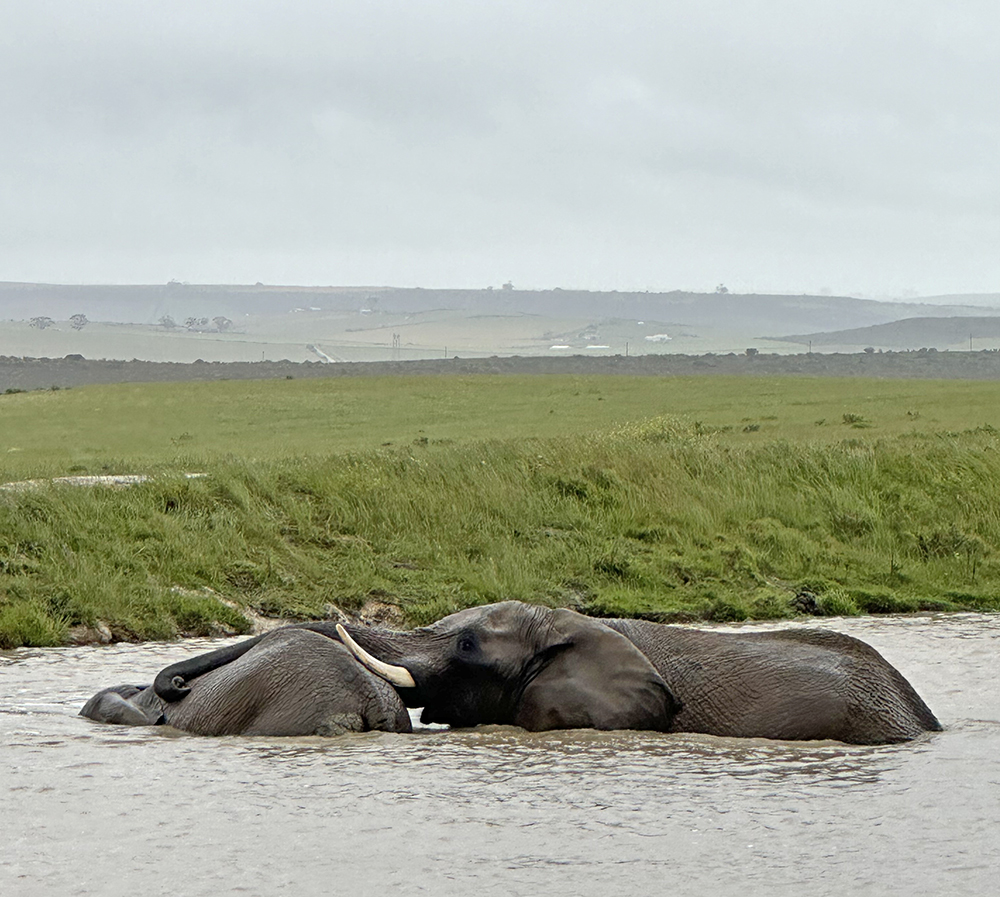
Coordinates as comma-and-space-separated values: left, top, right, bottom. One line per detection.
3, 374, 1000, 477
2, 374, 1000, 647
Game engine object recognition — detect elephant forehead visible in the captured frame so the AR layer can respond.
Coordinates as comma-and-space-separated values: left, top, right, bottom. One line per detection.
424, 600, 543, 635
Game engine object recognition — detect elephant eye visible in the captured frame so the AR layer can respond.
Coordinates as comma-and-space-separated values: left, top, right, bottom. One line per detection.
457, 635, 476, 654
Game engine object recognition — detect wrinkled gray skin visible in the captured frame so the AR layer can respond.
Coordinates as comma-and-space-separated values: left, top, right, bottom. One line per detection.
135, 606, 682, 735
81, 627, 411, 736
344, 602, 682, 733
341, 601, 941, 744
88, 601, 941, 744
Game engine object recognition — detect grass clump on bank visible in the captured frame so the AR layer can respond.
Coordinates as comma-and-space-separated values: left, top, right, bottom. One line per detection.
3, 415, 1000, 647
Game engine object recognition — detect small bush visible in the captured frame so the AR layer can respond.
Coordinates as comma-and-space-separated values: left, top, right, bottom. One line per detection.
842, 413, 871, 428
0, 602, 67, 648
750, 590, 792, 619
848, 589, 918, 614
166, 591, 251, 637
816, 591, 860, 616
705, 598, 749, 622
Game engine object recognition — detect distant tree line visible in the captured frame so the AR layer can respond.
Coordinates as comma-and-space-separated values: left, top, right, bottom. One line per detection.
26, 313, 234, 334
158, 315, 233, 332
29, 313, 89, 330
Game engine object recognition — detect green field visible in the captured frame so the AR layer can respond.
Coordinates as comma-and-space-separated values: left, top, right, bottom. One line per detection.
4, 374, 1000, 474
2, 374, 1000, 647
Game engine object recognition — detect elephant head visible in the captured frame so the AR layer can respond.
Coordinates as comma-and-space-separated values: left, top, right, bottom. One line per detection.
84, 627, 411, 737
337, 601, 681, 732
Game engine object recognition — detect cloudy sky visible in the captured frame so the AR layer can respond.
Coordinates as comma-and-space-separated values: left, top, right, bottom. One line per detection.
1, 1, 997, 297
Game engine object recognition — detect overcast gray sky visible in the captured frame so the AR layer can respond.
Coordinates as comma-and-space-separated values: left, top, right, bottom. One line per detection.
1, 1, 997, 297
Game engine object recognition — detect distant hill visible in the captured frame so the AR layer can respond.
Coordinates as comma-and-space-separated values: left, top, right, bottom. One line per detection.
773, 316, 1000, 351
0, 282, 385, 324
920, 293, 1000, 308
3, 282, 999, 335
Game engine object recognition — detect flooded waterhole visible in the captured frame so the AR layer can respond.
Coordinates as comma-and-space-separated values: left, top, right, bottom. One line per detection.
2, 614, 998, 896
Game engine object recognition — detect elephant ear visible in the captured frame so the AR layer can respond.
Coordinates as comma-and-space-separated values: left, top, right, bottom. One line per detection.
514, 610, 681, 732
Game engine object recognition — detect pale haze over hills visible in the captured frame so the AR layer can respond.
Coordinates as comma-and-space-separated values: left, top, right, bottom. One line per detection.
2, 282, 999, 362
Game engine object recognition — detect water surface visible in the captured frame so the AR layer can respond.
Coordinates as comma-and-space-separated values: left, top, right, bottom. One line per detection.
2, 614, 998, 896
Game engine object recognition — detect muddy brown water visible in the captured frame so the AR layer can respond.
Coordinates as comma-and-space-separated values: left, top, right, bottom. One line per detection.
2, 614, 998, 896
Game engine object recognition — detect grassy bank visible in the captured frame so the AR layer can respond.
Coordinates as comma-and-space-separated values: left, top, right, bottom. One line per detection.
3, 410, 1000, 647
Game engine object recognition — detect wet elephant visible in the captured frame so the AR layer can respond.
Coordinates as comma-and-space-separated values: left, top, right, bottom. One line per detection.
336, 601, 941, 744
146, 610, 682, 734
81, 625, 411, 736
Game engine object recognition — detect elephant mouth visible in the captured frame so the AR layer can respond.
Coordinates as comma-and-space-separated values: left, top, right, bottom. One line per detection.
337, 624, 417, 689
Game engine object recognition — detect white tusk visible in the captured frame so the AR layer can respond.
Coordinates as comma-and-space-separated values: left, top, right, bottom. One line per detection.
336, 624, 416, 689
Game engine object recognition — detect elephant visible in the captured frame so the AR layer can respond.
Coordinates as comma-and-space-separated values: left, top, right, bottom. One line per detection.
146, 612, 681, 735
80, 625, 411, 736
126, 600, 942, 744
333, 601, 941, 744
